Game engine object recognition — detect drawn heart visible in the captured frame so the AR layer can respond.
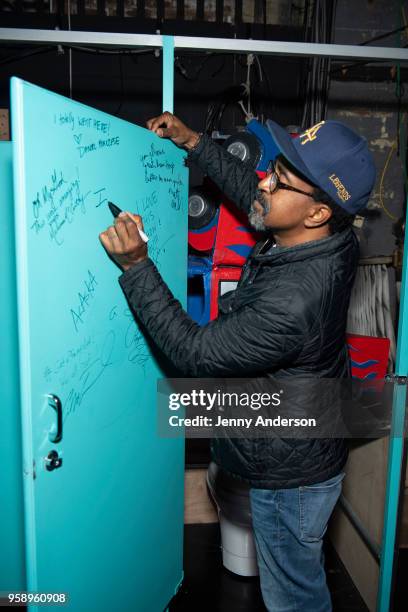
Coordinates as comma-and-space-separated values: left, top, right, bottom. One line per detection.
73, 134, 82, 145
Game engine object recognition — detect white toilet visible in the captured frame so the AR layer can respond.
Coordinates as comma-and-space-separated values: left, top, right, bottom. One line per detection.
206, 462, 259, 577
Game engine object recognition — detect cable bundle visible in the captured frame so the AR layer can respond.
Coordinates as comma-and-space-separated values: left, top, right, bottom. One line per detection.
301, 0, 338, 128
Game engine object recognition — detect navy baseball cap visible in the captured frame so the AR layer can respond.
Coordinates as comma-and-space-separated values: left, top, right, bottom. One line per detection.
266, 119, 376, 214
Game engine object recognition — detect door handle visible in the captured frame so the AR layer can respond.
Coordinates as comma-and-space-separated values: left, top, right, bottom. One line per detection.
47, 393, 63, 443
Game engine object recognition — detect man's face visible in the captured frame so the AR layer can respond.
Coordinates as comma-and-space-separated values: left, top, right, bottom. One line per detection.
249, 157, 316, 232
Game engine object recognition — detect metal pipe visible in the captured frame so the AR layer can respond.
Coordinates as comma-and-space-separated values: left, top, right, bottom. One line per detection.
174, 36, 408, 61
377, 192, 408, 610
0, 29, 161, 49
1, 28, 408, 62
338, 494, 381, 561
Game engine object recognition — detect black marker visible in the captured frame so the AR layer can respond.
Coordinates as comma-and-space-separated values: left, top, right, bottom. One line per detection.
108, 201, 149, 243
108, 201, 122, 218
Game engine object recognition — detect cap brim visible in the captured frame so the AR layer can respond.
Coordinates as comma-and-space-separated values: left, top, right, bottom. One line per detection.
266, 119, 319, 186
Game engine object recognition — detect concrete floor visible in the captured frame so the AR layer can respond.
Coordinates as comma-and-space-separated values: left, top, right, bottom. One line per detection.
170, 524, 370, 612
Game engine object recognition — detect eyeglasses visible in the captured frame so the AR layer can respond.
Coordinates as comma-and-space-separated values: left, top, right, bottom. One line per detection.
265, 161, 314, 198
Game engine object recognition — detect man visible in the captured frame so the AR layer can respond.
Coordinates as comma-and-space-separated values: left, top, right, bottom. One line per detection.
99, 113, 376, 611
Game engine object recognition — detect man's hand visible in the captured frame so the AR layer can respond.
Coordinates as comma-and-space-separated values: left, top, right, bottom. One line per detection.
99, 212, 148, 272
146, 112, 200, 150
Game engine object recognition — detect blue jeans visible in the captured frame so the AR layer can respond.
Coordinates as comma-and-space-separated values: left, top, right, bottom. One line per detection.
249, 472, 345, 612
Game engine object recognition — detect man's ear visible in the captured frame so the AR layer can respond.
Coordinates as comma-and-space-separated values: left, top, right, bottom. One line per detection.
304, 203, 332, 228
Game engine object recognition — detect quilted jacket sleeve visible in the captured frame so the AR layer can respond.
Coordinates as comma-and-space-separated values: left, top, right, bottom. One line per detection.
188, 134, 259, 215
119, 258, 304, 377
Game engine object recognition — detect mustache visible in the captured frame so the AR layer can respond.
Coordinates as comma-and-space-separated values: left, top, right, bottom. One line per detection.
255, 189, 270, 212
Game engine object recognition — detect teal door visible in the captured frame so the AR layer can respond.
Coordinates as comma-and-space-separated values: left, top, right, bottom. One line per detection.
11, 78, 187, 611
0, 142, 26, 593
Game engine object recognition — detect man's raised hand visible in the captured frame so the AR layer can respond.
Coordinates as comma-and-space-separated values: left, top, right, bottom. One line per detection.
146, 112, 200, 150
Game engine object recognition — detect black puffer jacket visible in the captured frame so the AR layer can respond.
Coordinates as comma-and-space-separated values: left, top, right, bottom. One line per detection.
119, 135, 359, 488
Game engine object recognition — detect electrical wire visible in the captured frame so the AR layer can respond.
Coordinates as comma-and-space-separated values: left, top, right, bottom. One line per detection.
174, 53, 227, 81
204, 84, 248, 134
0, 44, 155, 67
210, 56, 227, 79
0, 46, 56, 66
398, 117, 408, 190
300, 0, 337, 127
330, 20, 408, 77
68, 46, 154, 56
359, 23, 408, 46
67, 0, 72, 99
114, 53, 125, 116
369, 0, 408, 224
257, 56, 275, 108
379, 141, 399, 221
254, 55, 263, 83
201, 47, 273, 134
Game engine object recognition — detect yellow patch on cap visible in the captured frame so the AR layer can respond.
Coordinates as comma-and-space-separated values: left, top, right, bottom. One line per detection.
300, 121, 325, 145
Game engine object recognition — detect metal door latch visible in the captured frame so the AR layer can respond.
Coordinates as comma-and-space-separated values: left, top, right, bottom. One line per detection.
45, 450, 63, 472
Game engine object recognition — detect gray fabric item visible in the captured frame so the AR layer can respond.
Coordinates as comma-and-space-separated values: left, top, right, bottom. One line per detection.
347, 264, 396, 369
